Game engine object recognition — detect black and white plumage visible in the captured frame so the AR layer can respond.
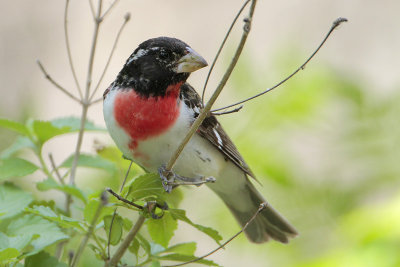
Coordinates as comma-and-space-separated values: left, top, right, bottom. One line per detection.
103, 37, 297, 243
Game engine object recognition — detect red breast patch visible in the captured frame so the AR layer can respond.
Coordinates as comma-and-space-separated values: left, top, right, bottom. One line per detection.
114, 83, 182, 149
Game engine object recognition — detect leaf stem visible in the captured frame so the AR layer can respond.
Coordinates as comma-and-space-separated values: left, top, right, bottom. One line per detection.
71, 193, 106, 267
105, 215, 145, 267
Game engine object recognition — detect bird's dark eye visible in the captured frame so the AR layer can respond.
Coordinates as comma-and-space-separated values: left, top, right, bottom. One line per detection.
159, 50, 169, 60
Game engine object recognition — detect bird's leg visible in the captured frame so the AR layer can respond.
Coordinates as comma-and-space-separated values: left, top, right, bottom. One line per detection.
158, 165, 216, 193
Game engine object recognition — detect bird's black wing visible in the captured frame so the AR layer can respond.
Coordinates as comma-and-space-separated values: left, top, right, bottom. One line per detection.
180, 83, 255, 178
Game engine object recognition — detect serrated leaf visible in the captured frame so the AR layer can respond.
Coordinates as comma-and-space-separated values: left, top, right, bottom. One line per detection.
25, 251, 68, 267
60, 154, 116, 174
0, 118, 29, 135
170, 209, 222, 245
26, 206, 84, 231
0, 158, 38, 180
0, 232, 33, 251
32, 120, 72, 144
7, 214, 68, 256
36, 178, 87, 203
0, 247, 19, 262
51, 117, 105, 131
163, 242, 196, 256
146, 211, 177, 248
104, 214, 123, 245
125, 173, 164, 201
0, 183, 33, 219
30, 117, 104, 145
155, 253, 219, 266
1, 136, 36, 159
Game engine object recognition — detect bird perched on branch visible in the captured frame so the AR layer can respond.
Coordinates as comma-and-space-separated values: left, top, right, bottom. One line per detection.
103, 37, 297, 243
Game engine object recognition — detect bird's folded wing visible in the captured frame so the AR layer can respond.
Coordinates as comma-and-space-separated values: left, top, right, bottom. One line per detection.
180, 83, 255, 178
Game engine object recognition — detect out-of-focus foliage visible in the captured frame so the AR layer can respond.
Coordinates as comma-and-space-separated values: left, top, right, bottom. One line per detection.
0, 117, 221, 266
0, 48, 399, 266
221, 52, 400, 266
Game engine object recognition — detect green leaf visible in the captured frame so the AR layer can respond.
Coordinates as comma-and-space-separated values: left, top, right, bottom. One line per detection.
7, 214, 68, 256
0, 232, 33, 251
170, 209, 222, 244
32, 120, 72, 144
136, 233, 151, 255
26, 206, 84, 231
163, 242, 196, 256
128, 237, 140, 256
104, 214, 123, 245
60, 154, 116, 174
155, 253, 219, 266
0, 248, 19, 262
124, 173, 164, 201
83, 199, 114, 224
51, 117, 105, 131
1, 136, 36, 159
146, 211, 177, 248
0, 183, 33, 219
25, 251, 68, 267
29, 117, 104, 145
0, 158, 38, 180
150, 261, 161, 267
36, 178, 87, 203
0, 118, 29, 135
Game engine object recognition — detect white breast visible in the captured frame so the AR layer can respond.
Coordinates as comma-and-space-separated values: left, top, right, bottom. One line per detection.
103, 89, 227, 179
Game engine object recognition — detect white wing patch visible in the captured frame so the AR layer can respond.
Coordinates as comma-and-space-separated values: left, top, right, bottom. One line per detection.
213, 128, 223, 148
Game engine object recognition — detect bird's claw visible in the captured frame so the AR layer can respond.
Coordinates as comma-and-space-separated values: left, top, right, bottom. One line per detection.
158, 165, 216, 193
158, 165, 174, 193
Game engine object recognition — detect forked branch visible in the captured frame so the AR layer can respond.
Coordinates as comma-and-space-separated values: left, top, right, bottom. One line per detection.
212, 17, 348, 113
165, 0, 258, 172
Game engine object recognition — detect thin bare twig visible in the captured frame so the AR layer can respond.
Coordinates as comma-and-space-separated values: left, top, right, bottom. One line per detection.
89, 13, 131, 102
107, 161, 133, 259
101, 0, 120, 20
88, 0, 96, 19
201, 0, 251, 103
91, 97, 103, 105
165, 0, 258, 172
106, 188, 143, 210
105, 215, 145, 267
36, 60, 81, 103
71, 192, 107, 267
212, 17, 348, 113
65, 0, 84, 99
48, 153, 64, 184
211, 105, 243, 116
69, 0, 103, 185
164, 203, 267, 267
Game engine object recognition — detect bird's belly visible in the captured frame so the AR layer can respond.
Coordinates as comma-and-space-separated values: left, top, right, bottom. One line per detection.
104, 89, 225, 178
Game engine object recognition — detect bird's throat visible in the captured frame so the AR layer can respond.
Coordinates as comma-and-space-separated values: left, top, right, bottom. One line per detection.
114, 82, 183, 149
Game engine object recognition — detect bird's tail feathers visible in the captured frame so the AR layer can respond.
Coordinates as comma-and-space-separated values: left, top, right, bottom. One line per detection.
221, 181, 298, 243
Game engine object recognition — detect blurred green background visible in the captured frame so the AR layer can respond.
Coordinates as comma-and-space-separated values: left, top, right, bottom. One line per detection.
1, 1, 399, 266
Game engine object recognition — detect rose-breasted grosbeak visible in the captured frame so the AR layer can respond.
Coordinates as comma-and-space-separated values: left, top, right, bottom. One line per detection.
103, 37, 297, 243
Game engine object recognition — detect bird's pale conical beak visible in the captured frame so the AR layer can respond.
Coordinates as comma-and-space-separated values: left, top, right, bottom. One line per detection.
174, 47, 208, 73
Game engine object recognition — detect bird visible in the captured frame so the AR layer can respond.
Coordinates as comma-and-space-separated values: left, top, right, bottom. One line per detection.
103, 37, 298, 243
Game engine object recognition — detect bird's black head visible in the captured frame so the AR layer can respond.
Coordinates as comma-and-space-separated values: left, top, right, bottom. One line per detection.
114, 37, 207, 97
